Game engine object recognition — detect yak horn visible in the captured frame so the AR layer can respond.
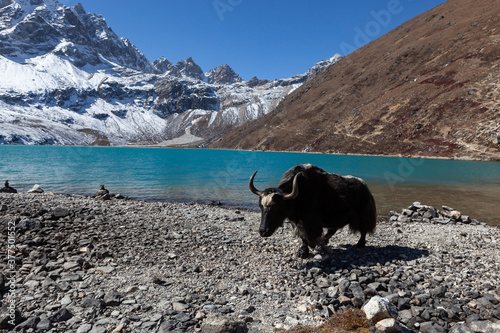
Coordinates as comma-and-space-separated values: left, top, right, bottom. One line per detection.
283, 173, 300, 200
249, 171, 263, 196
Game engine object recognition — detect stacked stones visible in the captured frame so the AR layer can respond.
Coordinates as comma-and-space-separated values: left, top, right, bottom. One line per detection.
0, 193, 499, 332
0, 180, 17, 194
389, 202, 478, 225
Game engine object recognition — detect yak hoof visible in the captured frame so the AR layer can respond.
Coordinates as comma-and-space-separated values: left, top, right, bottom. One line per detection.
356, 239, 366, 248
297, 246, 309, 259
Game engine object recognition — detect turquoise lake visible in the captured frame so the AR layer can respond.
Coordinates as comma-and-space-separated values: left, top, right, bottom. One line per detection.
1, 146, 499, 225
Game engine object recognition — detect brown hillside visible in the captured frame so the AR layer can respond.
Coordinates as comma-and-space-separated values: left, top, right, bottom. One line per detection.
211, 0, 500, 161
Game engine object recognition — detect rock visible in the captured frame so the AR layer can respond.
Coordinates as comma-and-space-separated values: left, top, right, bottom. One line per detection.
327, 286, 339, 298
53, 207, 71, 218
28, 184, 44, 193
173, 301, 189, 312
201, 315, 248, 333
60, 273, 82, 282
0, 307, 24, 329
419, 321, 439, 333
76, 323, 93, 333
15, 316, 41, 330
37, 319, 53, 330
339, 295, 352, 306
316, 277, 330, 288
449, 324, 474, 333
81, 298, 105, 309
362, 296, 398, 323
49, 308, 73, 322
467, 320, 500, 333
375, 318, 405, 333
461, 215, 471, 223
95, 185, 110, 197
96, 265, 115, 273
450, 210, 461, 220
112, 323, 126, 332
17, 218, 43, 231
104, 292, 123, 306
0, 180, 17, 193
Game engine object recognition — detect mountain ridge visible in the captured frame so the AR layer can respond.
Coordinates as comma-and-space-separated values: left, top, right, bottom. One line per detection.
211, 0, 500, 161
0, 0, 341, 146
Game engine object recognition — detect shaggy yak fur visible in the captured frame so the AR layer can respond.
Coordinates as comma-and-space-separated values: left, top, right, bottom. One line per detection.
249, 164, 377, 258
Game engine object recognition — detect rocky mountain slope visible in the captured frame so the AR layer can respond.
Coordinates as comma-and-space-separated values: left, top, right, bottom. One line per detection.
0, 0, 341, 146
211, 0, 500, 161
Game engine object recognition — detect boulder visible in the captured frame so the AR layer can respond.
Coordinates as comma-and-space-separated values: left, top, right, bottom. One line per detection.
28, 184, 44, 193
362, 296, 398, 323
375, 318, 405, 333
201, 315, 248, 333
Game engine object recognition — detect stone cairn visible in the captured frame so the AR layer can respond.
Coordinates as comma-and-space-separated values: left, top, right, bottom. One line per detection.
95, 185, 110, 200
0, 180, 17, 193
389, 202, 479, 225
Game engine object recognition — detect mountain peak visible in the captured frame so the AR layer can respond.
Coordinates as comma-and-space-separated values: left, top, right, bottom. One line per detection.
0, 0, 154, 72
173, 57, 205, 81
153, 56, 173, 73
206, 64, 242, 84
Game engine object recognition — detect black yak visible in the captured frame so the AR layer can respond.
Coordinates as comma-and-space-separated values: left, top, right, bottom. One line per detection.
249, 164, 377, 258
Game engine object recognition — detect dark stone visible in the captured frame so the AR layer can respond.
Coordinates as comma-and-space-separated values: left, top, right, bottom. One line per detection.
53, 207, 71, 218
36, 319, 53, 330
0, 180, 17, 193
0, 308, 24, 329
158, 320, 177, 332
398, 297, 411, 310
482, 293, 499, 305
104, 291, 123, 306
81, 298, 106, 309
421, 309, 431, 321
173, 312, 191, 323
17, 218, 43, 232
419, 321, 438, 333
15, 316, 40, 330
49, 308, 73, 322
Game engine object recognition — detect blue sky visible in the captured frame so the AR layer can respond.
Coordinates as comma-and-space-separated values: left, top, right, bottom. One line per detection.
65, 0, 446, 80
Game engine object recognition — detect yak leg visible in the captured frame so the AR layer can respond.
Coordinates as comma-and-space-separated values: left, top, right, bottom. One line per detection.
297, 239, 310, 259
356, 232, 367, 248
322, 228, 338, 245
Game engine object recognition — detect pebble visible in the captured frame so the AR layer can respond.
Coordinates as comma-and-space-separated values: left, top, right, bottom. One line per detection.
0, 194, 499, 332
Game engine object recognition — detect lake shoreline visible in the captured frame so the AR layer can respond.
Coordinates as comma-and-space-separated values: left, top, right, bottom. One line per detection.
135, 145, 500, 163
1, 193, 499, 332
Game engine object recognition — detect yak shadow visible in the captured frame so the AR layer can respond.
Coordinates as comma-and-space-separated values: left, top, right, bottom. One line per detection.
301, 244, 430, 272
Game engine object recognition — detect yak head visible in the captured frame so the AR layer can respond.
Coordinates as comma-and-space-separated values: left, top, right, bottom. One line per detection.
249, 171, 300, 237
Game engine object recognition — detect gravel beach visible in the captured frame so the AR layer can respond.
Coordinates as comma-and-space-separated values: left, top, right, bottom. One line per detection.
1, 193, 499, 332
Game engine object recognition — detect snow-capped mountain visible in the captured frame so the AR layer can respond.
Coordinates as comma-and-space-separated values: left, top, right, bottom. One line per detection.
0, 0, 341, 146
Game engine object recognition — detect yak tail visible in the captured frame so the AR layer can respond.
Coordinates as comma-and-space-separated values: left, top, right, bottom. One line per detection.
349, 191, 377, 235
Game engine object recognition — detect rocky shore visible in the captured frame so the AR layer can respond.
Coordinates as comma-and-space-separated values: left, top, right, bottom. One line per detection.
1, 193, 499, 332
